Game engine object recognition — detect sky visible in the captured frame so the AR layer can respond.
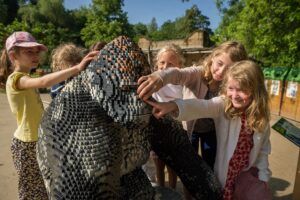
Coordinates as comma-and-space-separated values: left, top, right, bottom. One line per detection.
64, 0, 221, 30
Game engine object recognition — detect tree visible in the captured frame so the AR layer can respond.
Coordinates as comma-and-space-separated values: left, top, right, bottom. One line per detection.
159, 20, 177, 40
18, 0, 70, 27
213, 0, 300, 66
38, 0, 69, 27
148, 17, 158, 33
81, 0, 133, 46
181, 5, 212, 34
18, 0, 38, 5
133, 23, 148, 36
17, 0, 87, 46
0, 20, 30, 50
146, 5, 212, 41
0, 0, 19, 25
132, 22, 148, 42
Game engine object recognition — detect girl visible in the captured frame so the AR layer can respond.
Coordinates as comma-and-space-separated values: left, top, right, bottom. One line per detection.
149, 44, 184, 189
50, 43, 85, 98
1, 31, 98, 199
138, 41, 248, 170
145, 60, 272, 200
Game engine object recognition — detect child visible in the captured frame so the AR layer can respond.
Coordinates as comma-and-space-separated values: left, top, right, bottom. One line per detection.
138, 41, 248, 170
50, 43, 85, 98
148, 44, 184, 189
0, 31, 98, 199
145, 60, 272, 200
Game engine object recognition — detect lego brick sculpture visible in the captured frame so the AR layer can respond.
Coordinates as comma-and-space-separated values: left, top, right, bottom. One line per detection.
37, 36, 222, 200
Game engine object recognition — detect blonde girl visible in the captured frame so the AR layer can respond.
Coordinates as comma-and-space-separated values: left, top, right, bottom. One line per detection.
138, 41, 248, 171
0, 31, 98, 199
148, 44, 184, 189
145, 60, 272, 200
50, 43, 85, 98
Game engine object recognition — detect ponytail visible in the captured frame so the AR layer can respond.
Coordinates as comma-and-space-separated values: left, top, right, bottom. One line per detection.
0, 49, 13, 87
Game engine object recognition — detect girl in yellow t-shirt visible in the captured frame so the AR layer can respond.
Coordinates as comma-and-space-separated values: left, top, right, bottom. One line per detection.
0, 31, 98, 199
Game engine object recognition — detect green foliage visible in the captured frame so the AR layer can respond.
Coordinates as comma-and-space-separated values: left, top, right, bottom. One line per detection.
132, 23, 148, 42
213, 0, 300, 67
146, 5, 212, 41
0, 20, 30, 49
0, 0, 216, 65
182, 5, 212, 34
81, 0, 133, 46
148, 18, 158, 33
0, 0, 19, 25
16, 0, 86, 46
0, 19, 76, 64
38, 0, 69, 27
18, 0, 72, 27
18, 0, 38, 5
18, 3, 42, 25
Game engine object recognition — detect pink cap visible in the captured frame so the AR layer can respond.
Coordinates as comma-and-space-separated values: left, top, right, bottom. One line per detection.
5, 31, 48, 52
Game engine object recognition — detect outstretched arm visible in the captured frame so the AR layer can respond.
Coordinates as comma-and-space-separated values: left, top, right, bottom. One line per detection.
145, 99, 178, 119
146, 97, 223, 121
137, 66, 203, 101
17, 51, 99, 90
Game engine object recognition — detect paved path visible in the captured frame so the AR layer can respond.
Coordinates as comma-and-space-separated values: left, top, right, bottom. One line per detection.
0, 93, 299, 199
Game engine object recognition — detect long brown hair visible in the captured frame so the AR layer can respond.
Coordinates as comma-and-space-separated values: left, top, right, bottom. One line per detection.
221, 60, 270, 133
202, 41, 248, 83
0, 48, 15, 87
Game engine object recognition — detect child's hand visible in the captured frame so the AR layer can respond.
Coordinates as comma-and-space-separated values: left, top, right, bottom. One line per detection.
74, 51, 99, 72
137, 75, 163, 100
145, 99, 178, 119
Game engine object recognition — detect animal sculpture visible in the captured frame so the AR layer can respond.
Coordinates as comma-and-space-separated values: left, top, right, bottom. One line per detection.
37, 36, 222, 199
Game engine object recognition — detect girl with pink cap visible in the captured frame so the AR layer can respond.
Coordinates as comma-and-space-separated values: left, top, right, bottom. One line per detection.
0, 31, 98, 199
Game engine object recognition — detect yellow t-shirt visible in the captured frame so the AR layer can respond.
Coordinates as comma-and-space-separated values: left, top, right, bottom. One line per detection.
6, 72, 44, 142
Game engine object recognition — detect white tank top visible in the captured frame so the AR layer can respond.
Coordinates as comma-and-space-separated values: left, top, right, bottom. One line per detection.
152, 84, 183, 102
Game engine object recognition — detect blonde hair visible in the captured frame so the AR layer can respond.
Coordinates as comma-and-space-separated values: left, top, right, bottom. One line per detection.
221, 60, 270, 133
154, 44, 185, 70
202, 41, 248, 83
51, 43, 84, 72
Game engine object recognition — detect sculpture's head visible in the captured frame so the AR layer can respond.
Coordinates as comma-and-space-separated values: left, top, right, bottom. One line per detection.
85, 36, 152, 126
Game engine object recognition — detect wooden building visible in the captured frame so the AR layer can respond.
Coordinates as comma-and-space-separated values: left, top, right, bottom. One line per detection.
138, 30, 212, 68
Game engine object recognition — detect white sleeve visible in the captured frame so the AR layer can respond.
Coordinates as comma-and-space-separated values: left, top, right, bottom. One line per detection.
173, 96, 223, 121
255, 125, 272, 182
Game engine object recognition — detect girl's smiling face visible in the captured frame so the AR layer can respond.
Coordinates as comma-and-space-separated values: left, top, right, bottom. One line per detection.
226, 77, 252, 111
211, 53, 234, 81
157, 50, 181, 70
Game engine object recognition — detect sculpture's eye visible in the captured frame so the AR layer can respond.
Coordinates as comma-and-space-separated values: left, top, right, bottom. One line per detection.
120, 83, 138, 92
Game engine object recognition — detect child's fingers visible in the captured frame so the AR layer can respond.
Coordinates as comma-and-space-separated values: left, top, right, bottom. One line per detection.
137, 78, 149, 94
145, 100, 167, 119
137, 76, 148, 85
138, 82, 153, 100
145, 99, 158, 107
87, 50, 99, 57
80, 57, 95, 67
152, 109, 165, 119
83, 51, 99, 61
81, 51, 100, 65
